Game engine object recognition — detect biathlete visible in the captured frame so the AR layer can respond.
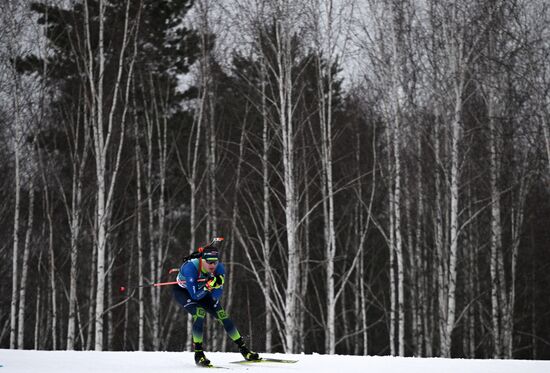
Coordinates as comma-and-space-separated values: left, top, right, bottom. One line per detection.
172, 246, 259, 367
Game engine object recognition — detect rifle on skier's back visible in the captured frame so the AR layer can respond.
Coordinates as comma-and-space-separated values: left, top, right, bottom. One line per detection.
171, 236, 224, 271
120, 237, 225, 293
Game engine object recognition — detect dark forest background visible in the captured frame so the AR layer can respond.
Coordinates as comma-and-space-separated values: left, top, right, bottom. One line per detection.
1, 0, 549, 359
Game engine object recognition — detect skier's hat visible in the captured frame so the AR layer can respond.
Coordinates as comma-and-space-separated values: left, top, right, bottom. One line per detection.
202, 247, 219, 262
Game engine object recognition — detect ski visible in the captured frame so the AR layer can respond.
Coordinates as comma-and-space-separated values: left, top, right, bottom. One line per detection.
198, 364, 229, 369
230, 357, 298, 364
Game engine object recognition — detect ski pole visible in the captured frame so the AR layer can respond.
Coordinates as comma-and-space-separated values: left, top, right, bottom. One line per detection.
119, 281, 169, 293
119, 278, 206, 293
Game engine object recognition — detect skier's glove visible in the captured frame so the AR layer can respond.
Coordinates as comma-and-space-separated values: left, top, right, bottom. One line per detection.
205, 275, 224, 291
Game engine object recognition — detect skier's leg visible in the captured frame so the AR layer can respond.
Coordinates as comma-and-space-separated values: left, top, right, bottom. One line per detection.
172, 286, 210, 366
205, 299, 260, 361
191, 307, 207, 345
191, 308, 211, 366
204, 298, 241, 341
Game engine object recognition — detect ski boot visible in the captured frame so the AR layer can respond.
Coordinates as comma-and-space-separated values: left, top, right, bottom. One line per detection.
235, 337, 260, 361
194, 349, 211, 367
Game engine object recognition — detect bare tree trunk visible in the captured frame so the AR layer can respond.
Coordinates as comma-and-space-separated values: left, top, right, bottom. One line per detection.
433, 105, 446, 357
184, 39, 207, 350
17, 179, 35, 349
34, 248, 45, 349
297, 140, 312, 354
387, 132, 396, 356
134, 100, 145, 351
86, 238, 97, 350
85, 0, 136, 349
441, 86, 464, 357
389, 5, 406, 355
414, 132, 425, 356
465, 182, 476, 358
35, 140, 59, 350
106, 248, 114, 349
142, 71, 171, 352
357, 118, 376, 356
391, 85, 405, 359
207, 86, 219, 351
224, 107, 248, 352
66, 107, 90, 350
260, 58, 273, 353
145, 78, 159, 350
274, 1, 300, 353
44, 175, 58, 350
9, 41, 22, 352
186, 108, 203, 351
488, 85, 503, 358
123, 248, 132, 350
84, 0, 106, 350
34, 253, 42, 350
502, 123, 531, 358
311, 0, 338, 354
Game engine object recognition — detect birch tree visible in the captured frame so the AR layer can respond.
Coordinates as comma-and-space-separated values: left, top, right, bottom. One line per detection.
275, 1, 302, 353
231, 0, 307, 353
308, 0, 354, 354
62, 87, 91, 351
426, 0, 487, 356
83, 0, 138, 350
17, 175, 35, 349
356, 0, 411, 355
480, 1, 541, 357
4, 0, 24, 349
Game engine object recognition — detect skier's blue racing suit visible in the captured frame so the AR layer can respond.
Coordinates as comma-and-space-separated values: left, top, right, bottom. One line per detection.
172, 258, 241, 344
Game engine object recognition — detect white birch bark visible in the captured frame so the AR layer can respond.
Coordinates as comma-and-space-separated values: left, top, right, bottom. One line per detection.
297, 140, 312, 353
431, 0, 483, 356
260, 58, 274, 352
35, 141, 59, 349
83, 0, 105, 350
501, 112, 531, 358
441, 89, 463, 358
186, 105, 203, 351
206, 81, 219, 350
390, 20, 405, 358
488, 84, 503, 358
144, 76, 159, 350
229, 0, 308, 353
413, 131, 425, 356
356, 140, 367, 355
34, 260, 42, 350
432, 103, 446, 357
66, 106, 90, 350
86, 235, 96, 350
43, 167, 58, 350
181, 38, 207, 350
386, 119, 396, 356
363, 1, 408, 355
134, 100, 145, 351
9, 81, 22, 351
17, 177, 34, 349
278, 10, 300, 353
84, 0, 136, 349
8, 13, 23, 348
224, 104, 248, 352
311, 0, 338, 354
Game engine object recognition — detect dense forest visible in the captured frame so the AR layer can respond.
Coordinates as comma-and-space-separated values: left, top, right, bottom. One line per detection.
1, 0, 549, 359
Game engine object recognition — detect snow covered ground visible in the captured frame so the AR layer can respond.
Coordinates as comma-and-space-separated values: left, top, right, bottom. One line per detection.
1, 349, 549, 373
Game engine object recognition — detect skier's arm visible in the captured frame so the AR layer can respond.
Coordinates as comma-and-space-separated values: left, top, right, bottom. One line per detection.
181, 264, 209, 300
210, 264, 225, 299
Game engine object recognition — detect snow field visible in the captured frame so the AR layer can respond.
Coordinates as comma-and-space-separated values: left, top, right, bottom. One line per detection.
1, 349, 550, 373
